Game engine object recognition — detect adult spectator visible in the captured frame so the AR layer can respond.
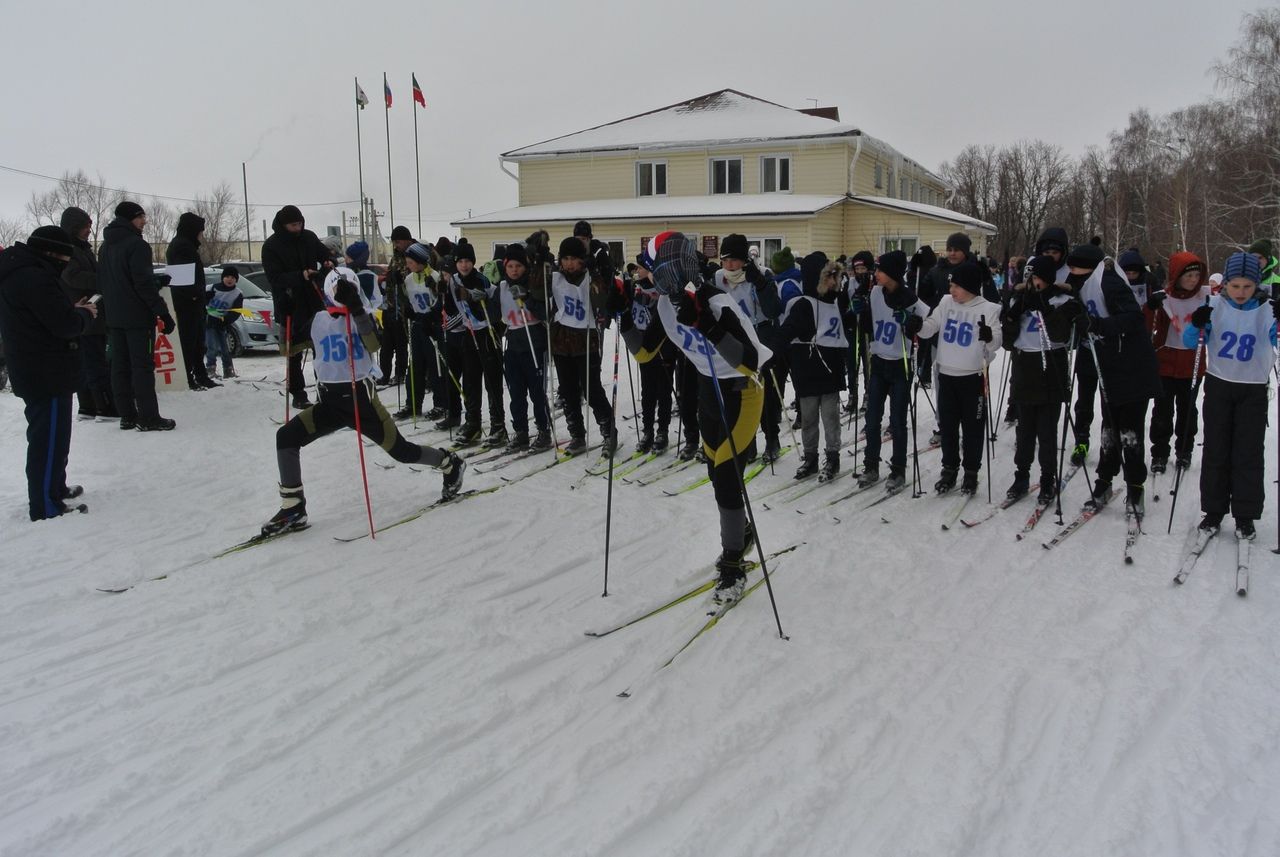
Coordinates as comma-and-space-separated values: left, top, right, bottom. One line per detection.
59, 206, 115, 419
378, 226, 414, 386
0, 226, 99, 519
99, 200, 176, 431
166, 212, 217, 389
261, 205, 329, 409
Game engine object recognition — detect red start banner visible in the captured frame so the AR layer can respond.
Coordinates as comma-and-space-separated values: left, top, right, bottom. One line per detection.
154, 289, 187, 391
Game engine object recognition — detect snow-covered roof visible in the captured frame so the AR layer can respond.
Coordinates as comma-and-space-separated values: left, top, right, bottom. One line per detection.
453, 194, 848, 227
853, 195, 997, 234
502, 90, 863, 159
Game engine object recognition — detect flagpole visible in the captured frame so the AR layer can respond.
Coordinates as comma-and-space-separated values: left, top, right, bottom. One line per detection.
413, 78, 422, 242
383, 72, 394, 243
355, 77, 367, 244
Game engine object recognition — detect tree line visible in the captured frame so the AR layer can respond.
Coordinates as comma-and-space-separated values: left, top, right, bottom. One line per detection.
942, 7, 1280, 267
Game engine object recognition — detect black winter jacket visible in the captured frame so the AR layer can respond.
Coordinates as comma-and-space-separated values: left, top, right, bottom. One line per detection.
999, 286, 1077, 406
0, 243, 93, 398
165, 212, 206, 308
1072, 266, 1162, 405
98, 217, 167, 329
260, 209, 328, 342
779, 288, 847, 397
61, 236, 104, 336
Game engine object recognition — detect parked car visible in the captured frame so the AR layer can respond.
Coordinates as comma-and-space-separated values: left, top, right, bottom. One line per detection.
205, 267, 278, 356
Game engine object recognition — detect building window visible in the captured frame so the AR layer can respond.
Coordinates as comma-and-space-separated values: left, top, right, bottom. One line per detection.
760, 155, 791, 193
881, 236, 919, 255
492, 243, 508, 261
911, 181, 919, 202
874, 163, 883, 189
887, 168, 895, 198
745, 235, 785, 270
709, 157, 743, 195
600, 239, 626, 272
900, 177, 908, 200
636, 161, 667, 197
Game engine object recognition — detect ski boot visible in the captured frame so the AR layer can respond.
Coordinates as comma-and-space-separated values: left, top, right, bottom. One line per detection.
1150, 456, 1168, 475
262, 485, 307, 536
506, 431, 530, 452
453, 423, 482, 446
711, 552, 749, 606
1036, 477, 1057, 505
651, 430, 669, 454
1125, 484, 1145, 519
960, 469, 980, 496
563, 433, 587, 456
423, 406, 447, 421
1005, 472, 1030, 502
929, 428, 942, 447
934, 466, 957, 495
761, 435, 781, 464
1235, 518, 1256, 540
1198, 513, 1222, 535
136, 416, 177, 432
856, 465, 881, 489
434, 414, 461, 431
637, 430, 653, 454
1083, 479, 1112, 512
438, 453, 465, 501
884, 467, 906, 493
1070, 442, 1088, 467
818, 450, 841, 484
678, 438, 699, 461
599, 421, 618, 456
291, 392, 311, 410
392, 406, 416, 420
482, 426, 509, 448
794, 452, 819, 480
529, 429, 553, 451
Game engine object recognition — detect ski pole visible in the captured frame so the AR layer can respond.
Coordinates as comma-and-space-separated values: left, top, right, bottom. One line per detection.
1273, 343, 1280, 555
344, 309, 376, 540
407, 318, 418, 428
768, 368, 797, 473
981, 358, 993, 503
992, 350, 1010, 441
1084, 333, 1133, 517
624, 335, 641, 447
602, 317, 622, 597
700, 341, 786, 641
1168, 312, 1207, 533
283, 316, 292, 423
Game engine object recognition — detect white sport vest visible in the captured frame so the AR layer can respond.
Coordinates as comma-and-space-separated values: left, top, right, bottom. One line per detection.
655, 293, 772, 380
1077, 260, 1127, 320
783, 295, 848, 349
1205, 298, 1274, 384
1161, 289, 1207, 350
403, 271, 437, 316
310, 310, 381, 383
552, 271, 594, 330
714, 269, 764, 325
498, 281, 537, 330
206, 287, 242, 317
1013, 293, 1071, 352
867, 286, 926, 360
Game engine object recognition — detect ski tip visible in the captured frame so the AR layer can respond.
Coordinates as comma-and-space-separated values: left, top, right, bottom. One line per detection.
96, 587, 131, 594
617, 690, 632, 699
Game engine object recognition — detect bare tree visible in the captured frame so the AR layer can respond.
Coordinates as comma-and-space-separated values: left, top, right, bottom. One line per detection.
0, 218, 28, 247
24, 169, 124, 244
193, 182, 250, 263
143, 199, 177, 248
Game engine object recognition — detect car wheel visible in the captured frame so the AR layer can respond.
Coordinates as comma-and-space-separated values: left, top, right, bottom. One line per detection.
225, 327, 244, 357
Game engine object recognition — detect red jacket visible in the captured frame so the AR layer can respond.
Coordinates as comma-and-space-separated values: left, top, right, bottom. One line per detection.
1144, 251, 1208, 379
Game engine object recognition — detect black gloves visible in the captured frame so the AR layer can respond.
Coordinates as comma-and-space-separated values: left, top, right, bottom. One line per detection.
903, 314, 924, 337
1146, 290, 1167, 311
333, 277, 364, 315
152, 273, 172, 289
159, 314, 176, 335
1272, 297, 1279, 321
605, 279, 628, 317
1190, 304, 1213, 329
675, 285, 719, 333
1073, 311, 1092, 340
978, 317, 993, 343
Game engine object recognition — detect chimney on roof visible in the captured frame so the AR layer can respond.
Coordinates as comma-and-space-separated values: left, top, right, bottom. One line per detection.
798, 106, 840, 121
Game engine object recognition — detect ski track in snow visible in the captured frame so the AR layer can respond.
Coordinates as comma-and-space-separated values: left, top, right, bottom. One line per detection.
1, 350, 1278, 857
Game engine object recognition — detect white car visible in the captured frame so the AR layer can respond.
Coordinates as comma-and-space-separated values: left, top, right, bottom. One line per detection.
205, 267, 278, 355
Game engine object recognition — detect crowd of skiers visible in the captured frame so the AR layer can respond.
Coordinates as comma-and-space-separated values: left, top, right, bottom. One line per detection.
1, 201, 1277, 604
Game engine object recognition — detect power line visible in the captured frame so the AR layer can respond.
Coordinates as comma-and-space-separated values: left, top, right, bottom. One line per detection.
0, 163, 359, 208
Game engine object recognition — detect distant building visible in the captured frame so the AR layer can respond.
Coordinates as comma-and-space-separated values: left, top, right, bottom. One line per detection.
456, 89, 994, 267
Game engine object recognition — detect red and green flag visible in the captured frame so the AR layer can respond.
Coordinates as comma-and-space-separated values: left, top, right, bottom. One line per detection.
412, 74, 426, 108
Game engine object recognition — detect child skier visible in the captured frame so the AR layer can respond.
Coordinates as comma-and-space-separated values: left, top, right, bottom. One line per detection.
397, 242, 449, 422
551, 236, 617, 455
443, 240, 506, 447
1184, 251, 1278, 539
909, 260, 1003, 495
1145, 251, 1210, 474
778, 252, 847, 483
261, 268, 464, 536
205, 266, 243, 379
496, 242, 554, 452
622, 233, 771, 603
853, 250, 928, 492
1063, 241, 1161, 515
631, 262, 675, 453
998, 255, 1081, 504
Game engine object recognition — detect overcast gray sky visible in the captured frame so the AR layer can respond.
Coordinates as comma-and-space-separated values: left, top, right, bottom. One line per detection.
0, 0, 1259, 245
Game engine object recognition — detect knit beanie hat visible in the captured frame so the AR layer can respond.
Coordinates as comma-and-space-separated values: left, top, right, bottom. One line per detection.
945, 232, 972, 253
876, 250, 908, 284
114, 200, 145, 221
27, 225, 76, 257
453, 239, 476, 263
800, 251, 829, 291
59, 206, 91, 233
572, 220, 592, 239
390, 226, 414, 242
405, 242, 433, 266
558, 236, 586, 260
321, 235, 345, 257
503, 242, 529, 267
719, 233, 750, 263
1027, 255, 1059, 286
771, 246, 795, 272
1246, 238, 1273, 259
850, 250, 877, 270
1222, 251, 1261, 285
1066, 238, 1105, 270
1117, 247, 1147, 273
221, 265, 240, 280
948, 260, 984, 295
345, 241, 370, 268
1034, 227, 1069, 256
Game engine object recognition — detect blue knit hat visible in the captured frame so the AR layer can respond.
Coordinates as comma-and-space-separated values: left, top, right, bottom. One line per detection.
405, 242, 433, 266
345, 241, 370, 268
1222, 251, 1261, 285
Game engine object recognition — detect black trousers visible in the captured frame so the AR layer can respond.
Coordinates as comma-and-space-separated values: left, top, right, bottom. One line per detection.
407, 320, 445, 414
676, 353, 700, 448
22, 393, 73, 520
108, 327, 160, 422
172, 290, 210, 386
452, 331, 505, 429
553, 350, 611, 437
698, 377, 763, 551
639, 354, 673, 435
1072, 351, 1099, 447
760, 357, 787, 443
77, 333, 112, 414
379, 313, 409, 380
275, 380, 446, 489
864, 354, 911, 473
1150, 375, 1199, 462
937, 372, 986, 474
1014, 400, 1061, 481
1199, 376, 1268, 521
1095, 398, 1149, 487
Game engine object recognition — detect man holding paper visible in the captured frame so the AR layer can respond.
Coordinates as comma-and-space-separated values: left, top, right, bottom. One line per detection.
166, 212, 217, 389
99, 200, 177, 431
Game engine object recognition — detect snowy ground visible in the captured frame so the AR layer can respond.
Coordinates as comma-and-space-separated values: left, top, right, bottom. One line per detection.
1, 348, 1278, 857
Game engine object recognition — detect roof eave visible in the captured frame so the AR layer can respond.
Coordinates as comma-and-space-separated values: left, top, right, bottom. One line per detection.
502, 130, 864, 162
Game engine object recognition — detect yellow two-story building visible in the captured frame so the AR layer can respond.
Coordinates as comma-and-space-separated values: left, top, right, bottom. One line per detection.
456, 89, 994, 269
